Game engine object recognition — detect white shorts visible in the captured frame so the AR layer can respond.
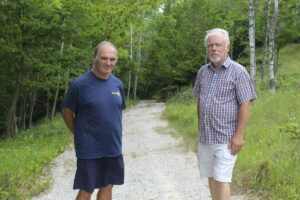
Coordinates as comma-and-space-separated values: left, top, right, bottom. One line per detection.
198, 143, 237, 183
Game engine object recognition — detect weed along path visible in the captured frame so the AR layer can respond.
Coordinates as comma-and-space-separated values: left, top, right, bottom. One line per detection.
34, 101, 249, 200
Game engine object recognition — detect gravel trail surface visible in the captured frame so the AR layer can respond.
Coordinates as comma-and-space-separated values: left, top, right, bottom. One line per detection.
34, 101, 252, 200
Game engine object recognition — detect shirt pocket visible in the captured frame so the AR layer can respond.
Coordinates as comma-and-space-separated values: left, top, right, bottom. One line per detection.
216, 81, 235, 99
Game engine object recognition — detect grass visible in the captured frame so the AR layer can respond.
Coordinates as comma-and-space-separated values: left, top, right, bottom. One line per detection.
163, 87, 198, 151
163, 44, 300, 199
234, 90, 300, 199
125, 97, 139, 108
0, 115, 72, 200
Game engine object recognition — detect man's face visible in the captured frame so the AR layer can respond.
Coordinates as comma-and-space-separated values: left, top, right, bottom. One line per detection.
207, 32, 229, 67
94, 45, 117, 79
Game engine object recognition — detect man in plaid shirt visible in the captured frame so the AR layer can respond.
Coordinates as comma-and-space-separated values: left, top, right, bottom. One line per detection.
194, 28, 257, 200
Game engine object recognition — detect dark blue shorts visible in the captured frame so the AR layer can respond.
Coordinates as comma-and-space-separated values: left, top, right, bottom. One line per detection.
73, 155, 124, 193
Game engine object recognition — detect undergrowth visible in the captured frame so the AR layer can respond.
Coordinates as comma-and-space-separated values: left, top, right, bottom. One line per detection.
0, 116, 72, 200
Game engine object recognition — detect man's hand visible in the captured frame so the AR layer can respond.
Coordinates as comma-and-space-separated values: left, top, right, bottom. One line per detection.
229, 133, 244, 155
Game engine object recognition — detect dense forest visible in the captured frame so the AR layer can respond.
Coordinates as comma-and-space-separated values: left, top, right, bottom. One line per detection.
1, 0, 299, 138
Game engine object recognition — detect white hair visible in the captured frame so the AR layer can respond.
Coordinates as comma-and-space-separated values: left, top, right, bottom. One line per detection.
204, 28, 230, 48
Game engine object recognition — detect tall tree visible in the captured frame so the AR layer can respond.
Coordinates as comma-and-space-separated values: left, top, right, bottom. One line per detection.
249, 0, 257, 86
268, 0, 279, 94
127, 24, 133, 98
261, 0, 271, 85
133, 34, 142, 100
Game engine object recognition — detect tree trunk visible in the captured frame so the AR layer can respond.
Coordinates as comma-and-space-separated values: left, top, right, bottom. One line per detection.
268, 0, 278, 95
19, 95, 25, 130
29, 91, 37, 129
249, 0, 256, 86
46, 89, 50, 119
134, 34, 142, 100
64, 69, 70, 95
275, 46, 280, 74
6, 72, 21, 137
28, 72, 39, 128
51, 36, 65, 120
21, 95, 28, 130
127, 24, 133, 99
51, 81, 60, 120
261, 0, 271, 86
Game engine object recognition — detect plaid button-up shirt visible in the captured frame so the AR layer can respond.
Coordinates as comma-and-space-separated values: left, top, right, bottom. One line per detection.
193, 57, 257, 144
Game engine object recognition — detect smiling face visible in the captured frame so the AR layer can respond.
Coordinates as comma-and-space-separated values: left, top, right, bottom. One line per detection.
92, 44, 118, 79
207, 32, 230, 68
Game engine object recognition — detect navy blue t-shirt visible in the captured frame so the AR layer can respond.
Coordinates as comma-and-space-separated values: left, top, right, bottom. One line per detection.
61, 71, 126, 159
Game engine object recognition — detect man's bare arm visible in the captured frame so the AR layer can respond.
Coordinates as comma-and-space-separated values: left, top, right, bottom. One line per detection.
61, 108, 75, 134
230, 101, 252, 155
196, 98, 201, 130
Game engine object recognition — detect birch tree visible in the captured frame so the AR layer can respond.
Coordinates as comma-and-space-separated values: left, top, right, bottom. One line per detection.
134, 34, 142, 100
6, 72, 21, 137
261, 0, 271, 85
249, 0, 256, 86
127, 24, 133, 98
268, 0, 278, 94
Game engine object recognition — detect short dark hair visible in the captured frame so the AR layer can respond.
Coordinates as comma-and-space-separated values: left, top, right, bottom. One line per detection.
93, 41, 118, 62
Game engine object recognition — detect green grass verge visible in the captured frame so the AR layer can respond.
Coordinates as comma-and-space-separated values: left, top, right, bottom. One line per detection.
163, 88, 198, 151
234, 90, 300, 199
0, 115, 72, 200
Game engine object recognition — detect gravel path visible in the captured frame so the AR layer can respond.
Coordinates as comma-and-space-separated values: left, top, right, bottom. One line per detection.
34, 101, 252, 200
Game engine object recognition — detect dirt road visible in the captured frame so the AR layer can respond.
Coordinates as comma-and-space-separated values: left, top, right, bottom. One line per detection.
34, 101, 251, 200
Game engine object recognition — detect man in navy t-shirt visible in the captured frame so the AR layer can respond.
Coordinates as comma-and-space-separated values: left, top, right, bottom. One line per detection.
61, 41, 126, 200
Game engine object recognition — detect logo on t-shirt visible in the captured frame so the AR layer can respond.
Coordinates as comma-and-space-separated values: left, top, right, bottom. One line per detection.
112, 91, 121, 96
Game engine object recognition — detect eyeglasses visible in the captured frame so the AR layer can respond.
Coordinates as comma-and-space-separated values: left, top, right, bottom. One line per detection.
207, 42, 224, 49
100, 57, 117, 62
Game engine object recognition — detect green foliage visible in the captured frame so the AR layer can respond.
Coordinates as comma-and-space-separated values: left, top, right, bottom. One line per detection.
276, 44, 300, 91
163, 86, 198, 150
125, 98, 140, 108
280, 123, 300, 140
1, 0, 300, 136
233, 88, 300, 199
163, 102, 198, 151
166, 86, 196, 104
0, 0, 162, 136
0, 115, 72, 200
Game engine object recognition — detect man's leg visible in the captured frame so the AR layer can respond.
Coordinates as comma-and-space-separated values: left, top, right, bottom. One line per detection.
212, 145, 237, 200
97, 184, 113, 200
211, 179, 230, 200
76, 189, 92, 200
208, 177, 215, 199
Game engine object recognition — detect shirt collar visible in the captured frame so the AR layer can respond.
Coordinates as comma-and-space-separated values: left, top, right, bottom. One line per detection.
222, 57, 231, 69
208, 56, 231, 70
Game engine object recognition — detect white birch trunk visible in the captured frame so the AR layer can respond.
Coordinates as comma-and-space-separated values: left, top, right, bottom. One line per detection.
127, 24, 133, 98
64, 69, 70, 95
261, 0, 271, 85
29, 72, 39, 128
51, 36, 64, 120
268, 0, 278, 95
51, 74, 60, 120
134, 34, 142, 100
249, 0, 256, 86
